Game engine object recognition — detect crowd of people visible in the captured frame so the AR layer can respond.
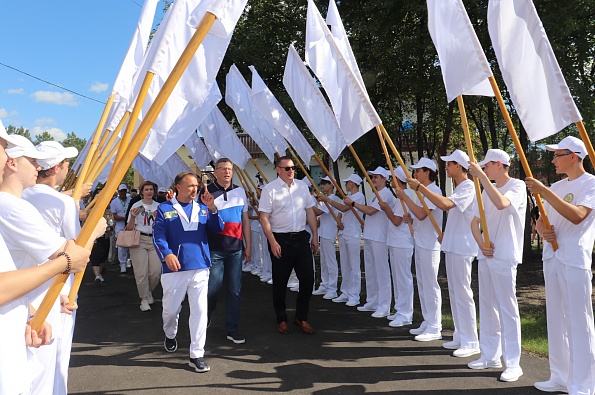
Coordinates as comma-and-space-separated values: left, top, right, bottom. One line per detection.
1, 113, 595, 394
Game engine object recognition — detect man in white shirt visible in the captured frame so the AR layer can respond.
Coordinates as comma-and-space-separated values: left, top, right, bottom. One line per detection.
110, 184, 131, 273
259, 156, 319, 335
526, 137, 595, 394
345, 167, 395, 319
319, 174, 364, 306
468, 149, 526, 383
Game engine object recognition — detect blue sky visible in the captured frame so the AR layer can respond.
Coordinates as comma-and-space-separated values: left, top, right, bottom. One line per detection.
0, 1, 166, 142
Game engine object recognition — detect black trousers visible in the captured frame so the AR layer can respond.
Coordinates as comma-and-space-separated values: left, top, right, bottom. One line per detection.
269, 231, 314, 324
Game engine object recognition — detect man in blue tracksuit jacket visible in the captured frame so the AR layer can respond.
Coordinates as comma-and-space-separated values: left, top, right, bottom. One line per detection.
153, 172, 223, 373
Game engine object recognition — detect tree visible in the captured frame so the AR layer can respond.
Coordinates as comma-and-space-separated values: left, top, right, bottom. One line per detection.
33, 131, 54, 145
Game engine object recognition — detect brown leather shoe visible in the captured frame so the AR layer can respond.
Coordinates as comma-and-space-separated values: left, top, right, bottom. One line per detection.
277, 321, 289, 334
293, 317, 314, 334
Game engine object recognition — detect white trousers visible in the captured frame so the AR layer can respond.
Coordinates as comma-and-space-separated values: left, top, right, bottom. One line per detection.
115, 223, 129, 266
363, 239, 391, 313
319, 237, 338, 292
250, 229, 263, 269
414, 247, 442, 333
389, 246, 414, 322
339, 234, 361, 302
261, 236, 272, 278
161, 269, 209, 358
477, 258, 521, 368
543, 257, 595, 395
445, 252, 478, 349
53, 310, 76, 395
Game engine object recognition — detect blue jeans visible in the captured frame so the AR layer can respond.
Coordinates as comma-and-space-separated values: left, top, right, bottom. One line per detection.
207, 249, 243, 333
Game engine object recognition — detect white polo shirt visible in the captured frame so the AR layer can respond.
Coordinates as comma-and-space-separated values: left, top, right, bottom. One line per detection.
259, 177, 314, 233
341, 191, 365, 238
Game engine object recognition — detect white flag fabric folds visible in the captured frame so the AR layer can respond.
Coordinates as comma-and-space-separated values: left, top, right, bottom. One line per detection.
184, 131, 213, 169
284, 45, 346, 162
250, 66, 315, 165
488, 0, 582, 141
305, 0, 381, 145
199, 107, 252, 169
225, 64, 276, 162
427, 0, 494, 103
133, 152, 192, 189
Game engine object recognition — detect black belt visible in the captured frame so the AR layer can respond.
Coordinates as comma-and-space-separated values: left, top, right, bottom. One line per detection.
140, 232, 152, 237
273, 231, 306, 239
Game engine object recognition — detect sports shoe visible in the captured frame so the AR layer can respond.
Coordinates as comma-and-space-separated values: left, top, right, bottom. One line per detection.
414, 332, 442, 342
189, 357, 210, 373
388, 318, 412, 327
140, 300, 151, 312
332, 294, 348, 303
126, 258, 132, 268
371, 310, 389, 318
260, 275, 271, 283
120, 264, 127, 273
500, 366, 523, 382
287, 280, 299, 289
442, 340, 461, 350
345, 299, 359, 307
386, 313, 397, 320
453, 347, 481, 358
323, 292, 337, 300
146, 292, 154, 305
268, 279, 274, 285
534, 380, 568, 393
94, 275, 104, 287
357, 304, 377, 312
409, 322, 427, 335
312, 287, 326, 295
467, 358, 502, 370
164, 336, 177, 353
226, 332, 246, 344
251, 268, 262, 276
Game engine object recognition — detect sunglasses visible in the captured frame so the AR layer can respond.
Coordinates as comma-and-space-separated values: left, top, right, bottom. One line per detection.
278, 166, 295, 171
553, 151, 577, 159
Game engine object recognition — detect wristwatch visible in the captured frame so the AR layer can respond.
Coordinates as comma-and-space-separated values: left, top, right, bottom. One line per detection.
351, 201, 356, 207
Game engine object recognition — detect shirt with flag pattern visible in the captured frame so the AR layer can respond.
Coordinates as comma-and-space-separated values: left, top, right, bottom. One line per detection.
206, 182, 248, 252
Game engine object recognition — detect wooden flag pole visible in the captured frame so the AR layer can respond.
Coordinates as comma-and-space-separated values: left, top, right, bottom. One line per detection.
378, 124, 443, 237
375, 127, 414, 237
83, 195, 98, 213
457, 96, 490, 247
32, 11, 219, 331
288, 148, 341, 226
488, 76, 557, 250
86, 139, 121, 185
63, 164, 81, 190
72, 94, 115, 201
234, 164, 253, 195
240, 166, 260, 198
87, 112, 131, 182
250, 158, 269, 183
347, 145, 383, 202
576, 121, 595, 166
312, 153, 364, 226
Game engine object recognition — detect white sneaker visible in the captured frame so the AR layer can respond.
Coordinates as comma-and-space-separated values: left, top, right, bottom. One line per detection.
260, 276, 272, 283
312, 288, 326, 295
242, 263, 253, 272
500, 367, 523, 382
140, 300, 151, 312
332, 294, 349, 303
467, 358, 503, 370
388, 318, 412, 327
357, 304, 377, 312
268, 279, 274, 285
534, 380, 568, 393
146, 292, 154, 305
386, 313, 398, 321
442, 340, 461, 350
251, 268, 262, 276
409, 322, 427, 335
414, 332, 442, 342
120, 264, 127, 273
371, 310, 389, 318
287, 281, 299, 289
323, 292, 337, 300
345, 299, 359, 307
453, 347, 481, 358
126, 259, 132, 268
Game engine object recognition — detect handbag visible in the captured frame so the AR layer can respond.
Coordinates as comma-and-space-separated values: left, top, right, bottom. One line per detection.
116, 229, 140, 248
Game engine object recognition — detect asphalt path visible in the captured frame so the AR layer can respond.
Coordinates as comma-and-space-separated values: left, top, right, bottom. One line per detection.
68, 262, 554, 394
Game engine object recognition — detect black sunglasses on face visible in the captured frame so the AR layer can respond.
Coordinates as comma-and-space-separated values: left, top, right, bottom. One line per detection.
278, 166, 295, 171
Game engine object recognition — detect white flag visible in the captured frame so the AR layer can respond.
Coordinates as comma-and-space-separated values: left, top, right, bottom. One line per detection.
305, 0, 381, 145
200, 107, 252, 169
488, 0, 581, 141
250, 66, 314, 165
284, 45, 346, 162
225, 64, 276, 162
133, 152, 192, 188
184, 131, 213, 169
427, 0, 494, 103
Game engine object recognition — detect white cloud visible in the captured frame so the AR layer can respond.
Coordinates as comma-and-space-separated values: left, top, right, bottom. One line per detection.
0, 108, 7, 118
31, 126, 67, 142
7, 88, 24, 95
89, 81, 109, 93
34, 117, 56, 126
31, 91, 78, 106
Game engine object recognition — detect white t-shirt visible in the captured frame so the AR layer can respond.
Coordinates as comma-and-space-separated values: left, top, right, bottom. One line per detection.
440, 179, 478, 256
412, 183, 444, 251
387, 189, 414, 249
473, 178, 527, 262
341, 191, 364, 238
319, 194, 340, 240
363, 187, 396, 243
259, 177, 315, 233
127, 200, 160, 234
23, 184, 81, 240
542, 172, 595, 269
109, 196, 131, 229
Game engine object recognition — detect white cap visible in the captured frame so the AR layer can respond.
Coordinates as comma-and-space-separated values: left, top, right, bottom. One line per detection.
320, 176, 332, 183
411, 157, 437, 172
368, 166, 390, 179
394, 167, 407, 183
5, 135, 51, 160
118, 184, 128, 191
440, 149, 470, 169
158, 186, 167, 193
478, 149, 511, 167
301, 177, 312, 188
0, 120, 21, 146
35, 141, 78, 170
341, 173, 362, 185
546, 136, 588, 159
